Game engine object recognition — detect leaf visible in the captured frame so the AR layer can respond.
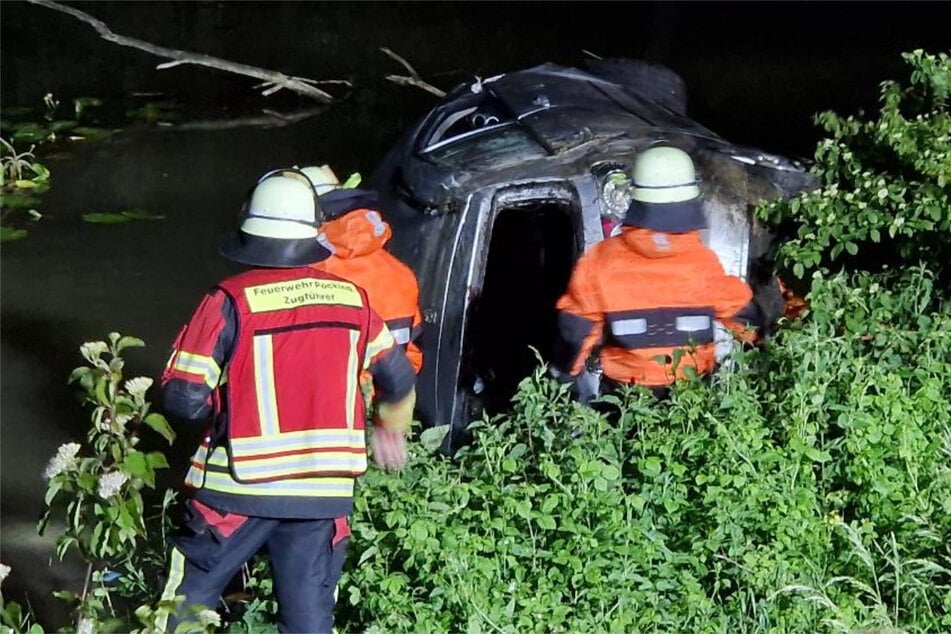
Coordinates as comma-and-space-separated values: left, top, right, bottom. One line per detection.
49, 119, 78, 132
643, 456, 663, 476
14, 179, 38, 189
123, 450, 150, 480
146, 451, 169, 469
0, 193, 41, 209
0, 226, 27, 242
70, 126, 113, 142
117, 335, 146, 352
845, 241, 859, 255
44, 477, 65, 506
82, 212, 132, 224
419, 424, 449, 453
144, 412, 176, 444
536, 515, 556, 530
804, 446, 832, 463
121, 209, 166, 221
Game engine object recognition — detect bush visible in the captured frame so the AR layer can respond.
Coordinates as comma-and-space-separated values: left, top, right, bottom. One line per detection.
756, 50, 950, 280
338, 264, 950, 632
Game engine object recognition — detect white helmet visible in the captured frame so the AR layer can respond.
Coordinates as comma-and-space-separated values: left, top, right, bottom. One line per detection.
299, 165, 341, 195
220, 168, 331, 267
624, 144, 707, 232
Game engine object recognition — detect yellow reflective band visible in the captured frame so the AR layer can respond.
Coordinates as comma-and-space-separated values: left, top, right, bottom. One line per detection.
346, 330, 360, 429
184, 443, 210, 488
161, 547, 186, 602
230, 428, 366, 452
201, 470, 357, 498
208, 448, 366, 472
244, 278, 363, 313
253, 334, 281, 437
364, 327, 395, 368
171, 351, 222, 388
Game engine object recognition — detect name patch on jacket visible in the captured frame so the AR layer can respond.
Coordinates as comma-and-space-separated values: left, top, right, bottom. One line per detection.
244, 279, 362, 313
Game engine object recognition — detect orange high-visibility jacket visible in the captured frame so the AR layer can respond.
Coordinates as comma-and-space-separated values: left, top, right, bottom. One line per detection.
555, 227, 754, 386
314, 208, 424, 373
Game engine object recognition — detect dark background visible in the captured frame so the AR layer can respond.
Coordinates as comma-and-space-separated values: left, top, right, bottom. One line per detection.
3, 1, 950, 158
2, 0, 949, 626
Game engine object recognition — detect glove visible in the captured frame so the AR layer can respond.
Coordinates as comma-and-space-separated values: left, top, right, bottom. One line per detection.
375, 388, 416, 435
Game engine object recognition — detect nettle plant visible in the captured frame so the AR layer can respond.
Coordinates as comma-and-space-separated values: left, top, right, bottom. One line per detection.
37, 333, 177, 632
758, 49, 950, 278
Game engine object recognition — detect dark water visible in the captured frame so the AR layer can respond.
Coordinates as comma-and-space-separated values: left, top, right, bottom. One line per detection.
1, 0, 948, 625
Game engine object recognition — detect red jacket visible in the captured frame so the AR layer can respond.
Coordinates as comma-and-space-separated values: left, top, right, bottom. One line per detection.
162, 266, 415, 519
555, 227, 754, 386
314, 208, 424, 373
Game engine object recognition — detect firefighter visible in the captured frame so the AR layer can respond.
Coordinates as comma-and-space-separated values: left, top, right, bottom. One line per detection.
300, 164, 424, 374
159, 168, 416, 633
552, 145, 756, 395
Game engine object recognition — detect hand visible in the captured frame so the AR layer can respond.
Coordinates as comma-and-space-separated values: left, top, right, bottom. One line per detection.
371, 426, 407, 471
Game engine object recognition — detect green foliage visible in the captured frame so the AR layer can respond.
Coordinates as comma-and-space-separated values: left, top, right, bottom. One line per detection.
758, 50, 951, 278
35, 333, 179, 632
0, 93, 107, 242
330, 263, 950, 633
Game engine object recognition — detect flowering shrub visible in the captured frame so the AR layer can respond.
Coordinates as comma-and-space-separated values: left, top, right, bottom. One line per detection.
34, 333, 181, 632
758, 50, 950, 278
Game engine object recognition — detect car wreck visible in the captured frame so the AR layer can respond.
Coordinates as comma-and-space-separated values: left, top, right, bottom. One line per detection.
370, 59, 815, 445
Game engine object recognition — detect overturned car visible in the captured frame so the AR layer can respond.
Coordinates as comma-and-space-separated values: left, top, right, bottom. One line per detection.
370, 59, 813, 444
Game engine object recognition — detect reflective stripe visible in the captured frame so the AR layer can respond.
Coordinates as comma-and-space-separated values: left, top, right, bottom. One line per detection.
202, 471, 357, 497
346, 330, 359, 429
170, 351, 222, 388
605, 306, 716, 349
222, 454, 366, 477
193, 448, 360, 497
676, 315, 712, 332
230, 429, 366, 452
391, 327, 411, 345
610, 318, 648, 336
365, 211, 386, 237
184, 443, 210, 488
364, 327, 395, 367
253, 334, 281, 436
161, 547, 186, 604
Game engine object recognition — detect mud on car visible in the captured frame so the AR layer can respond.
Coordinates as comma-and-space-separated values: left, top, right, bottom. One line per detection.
371, 59, 814, 445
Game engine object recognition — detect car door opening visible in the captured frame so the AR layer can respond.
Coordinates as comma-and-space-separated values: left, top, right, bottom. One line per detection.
465, 201, 580, 415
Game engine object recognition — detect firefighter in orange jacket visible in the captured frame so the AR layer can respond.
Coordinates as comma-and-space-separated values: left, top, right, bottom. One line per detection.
159, 168, 416, 633
553, 145, 756, 394
301, 165, 424, 374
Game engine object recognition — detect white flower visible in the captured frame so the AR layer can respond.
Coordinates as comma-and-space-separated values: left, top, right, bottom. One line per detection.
0, 562, 10, 585
124, 377, 153, 398
77, 617, 95, 634
97, 470, 129, 498
79, 341, 108, 364
43, 443, 81, 480
197, 609, 221, 628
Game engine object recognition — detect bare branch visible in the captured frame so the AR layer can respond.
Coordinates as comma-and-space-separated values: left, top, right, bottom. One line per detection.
166, 107, 326, 131
380, 47, 447, 98
582, 49, 604, 60
26, 0, 349, 103
380, 47, 421, 78
385, 74, 447, 98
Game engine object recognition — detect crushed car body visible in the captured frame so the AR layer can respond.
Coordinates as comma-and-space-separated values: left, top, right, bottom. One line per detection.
370, 60, 815, 445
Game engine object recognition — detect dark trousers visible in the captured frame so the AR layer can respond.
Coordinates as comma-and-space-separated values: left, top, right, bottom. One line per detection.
162, 501, 349, 633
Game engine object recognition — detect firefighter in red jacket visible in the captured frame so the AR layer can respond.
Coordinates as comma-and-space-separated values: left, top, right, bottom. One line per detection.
301, 165, 424, 374
159, 168, 416, 633
553, 145, 756, 395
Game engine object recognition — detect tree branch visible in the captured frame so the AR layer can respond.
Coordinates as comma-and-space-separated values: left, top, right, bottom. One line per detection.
380, 47, 446, 98
25, 0, 348, 103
